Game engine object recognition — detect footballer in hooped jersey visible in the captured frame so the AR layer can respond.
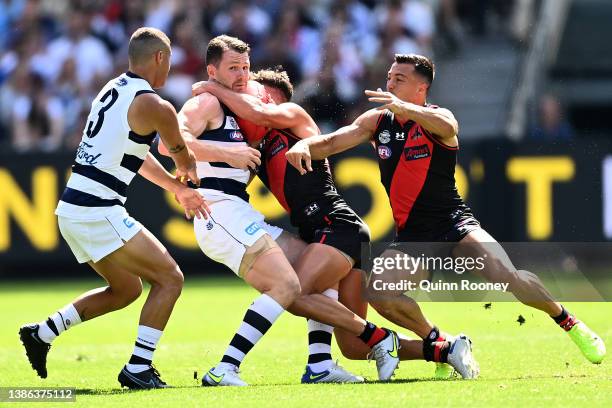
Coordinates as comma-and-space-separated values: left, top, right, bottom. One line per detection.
19, 27, 210, 389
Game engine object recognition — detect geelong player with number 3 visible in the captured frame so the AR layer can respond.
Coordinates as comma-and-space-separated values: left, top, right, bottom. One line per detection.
19, 27, 209, 389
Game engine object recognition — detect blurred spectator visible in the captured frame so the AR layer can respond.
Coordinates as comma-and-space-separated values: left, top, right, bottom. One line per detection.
0, 0, 521, 153
529, 94, 574, 141
10, 68, 65, 152
39, 6, 113, 92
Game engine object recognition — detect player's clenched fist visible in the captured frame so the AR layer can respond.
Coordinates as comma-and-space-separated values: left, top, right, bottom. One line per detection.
285, 139, 313, 175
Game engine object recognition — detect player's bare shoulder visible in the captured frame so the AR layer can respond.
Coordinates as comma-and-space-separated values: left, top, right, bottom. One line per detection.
127, 92, 170, 135
180, 92, 223, 133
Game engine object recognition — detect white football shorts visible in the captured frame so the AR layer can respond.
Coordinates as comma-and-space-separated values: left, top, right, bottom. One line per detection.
194, 197, 283, 276
58, 206, 142, 264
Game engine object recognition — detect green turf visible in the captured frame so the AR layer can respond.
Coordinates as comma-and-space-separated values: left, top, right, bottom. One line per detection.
1, 277, 610, 407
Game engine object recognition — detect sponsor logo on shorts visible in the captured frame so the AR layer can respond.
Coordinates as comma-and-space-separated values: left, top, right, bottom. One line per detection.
245, 222, 261, 235
403, 144, 431, 161
230, 131, 244, 141
304, 202, 320, 216
378, 130, 391, 144
378, 145, 392, 160
123, 217, 135, 228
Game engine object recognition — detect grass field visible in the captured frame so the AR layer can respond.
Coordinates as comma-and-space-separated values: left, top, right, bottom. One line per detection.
1, 277, 610, 407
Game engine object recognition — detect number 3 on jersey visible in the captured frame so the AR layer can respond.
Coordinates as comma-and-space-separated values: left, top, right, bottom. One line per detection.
86, 88, 119, 138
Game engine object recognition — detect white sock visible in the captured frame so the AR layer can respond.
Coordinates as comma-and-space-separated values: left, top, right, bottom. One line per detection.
126, 325, 163, 373
221, 294, 285, 368
37, 304, 82, 343
307, 289, 337, 372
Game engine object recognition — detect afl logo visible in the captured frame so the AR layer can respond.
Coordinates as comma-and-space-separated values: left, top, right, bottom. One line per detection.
230, 131, 244, 141
378, 130, 391, 144
378, 145, 392, 159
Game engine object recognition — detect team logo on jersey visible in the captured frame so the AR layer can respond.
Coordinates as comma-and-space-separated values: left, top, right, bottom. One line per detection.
268, 135, 287, 158
245, 222, 261, 235
304, 202, 320, 216
378, 130, 391, 144
411, 128, 423, 140
378, 145, 392, 160
230, 131, 244, 141
228, 116, 239, 129
206, 221, 214, 230
403, 144, 431, 161
395, 132, 405, 141
115, 77, 128, 87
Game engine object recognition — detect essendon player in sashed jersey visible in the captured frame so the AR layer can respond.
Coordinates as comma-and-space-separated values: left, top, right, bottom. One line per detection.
373, 108, 472, 240
286, 53, 606, 368
193, 68, 481, 379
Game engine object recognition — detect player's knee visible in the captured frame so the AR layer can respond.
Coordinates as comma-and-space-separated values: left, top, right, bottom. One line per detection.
125, 280, 143, 303
109, 281, 142, 309
166, 266, 184, 294
284, 275, 302, 301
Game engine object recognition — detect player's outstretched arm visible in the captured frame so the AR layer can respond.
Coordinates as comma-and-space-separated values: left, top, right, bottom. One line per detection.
286, 109, 379, 174
365, 89, 458, 140
139, 153, 210, 220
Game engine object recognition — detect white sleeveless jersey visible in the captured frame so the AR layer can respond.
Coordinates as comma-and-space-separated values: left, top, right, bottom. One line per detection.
55, 72, 156, 220
193, 102, 251, 203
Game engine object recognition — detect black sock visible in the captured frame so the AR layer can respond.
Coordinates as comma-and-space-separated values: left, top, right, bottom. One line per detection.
552, 306, 569, 324
358, 322, 388, 347
423, 326, 446, 362
552, 306, 577, 331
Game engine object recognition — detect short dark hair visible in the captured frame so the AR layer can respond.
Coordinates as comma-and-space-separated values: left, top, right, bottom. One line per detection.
251, 67, 294, 101
206, 35, 250, 67
128, 27, 171, 66
394, 54, 435, 86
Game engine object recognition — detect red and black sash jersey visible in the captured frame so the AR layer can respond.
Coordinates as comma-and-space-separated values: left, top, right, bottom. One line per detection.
257, 128, 343, 226
373, 108, 467, 235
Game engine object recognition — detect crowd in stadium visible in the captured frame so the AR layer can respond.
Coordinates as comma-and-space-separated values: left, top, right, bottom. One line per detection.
0, 0, 520, 153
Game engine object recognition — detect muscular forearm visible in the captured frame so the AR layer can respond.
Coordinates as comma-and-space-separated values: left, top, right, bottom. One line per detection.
208, 84, 265, 125
396, 103, 458, 138
305, 123, 369, 159
187, 139, 228, 163
138, 153, 184, 194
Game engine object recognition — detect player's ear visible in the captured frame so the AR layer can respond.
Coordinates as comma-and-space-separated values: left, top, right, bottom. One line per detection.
206, 64, 215, 79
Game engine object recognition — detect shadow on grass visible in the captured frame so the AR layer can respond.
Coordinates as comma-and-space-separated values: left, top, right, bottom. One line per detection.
76, 385, 204, 395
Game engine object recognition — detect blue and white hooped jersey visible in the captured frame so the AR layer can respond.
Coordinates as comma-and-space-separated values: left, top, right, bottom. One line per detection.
194, 102, 252, 203
55, 72, 156, 220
